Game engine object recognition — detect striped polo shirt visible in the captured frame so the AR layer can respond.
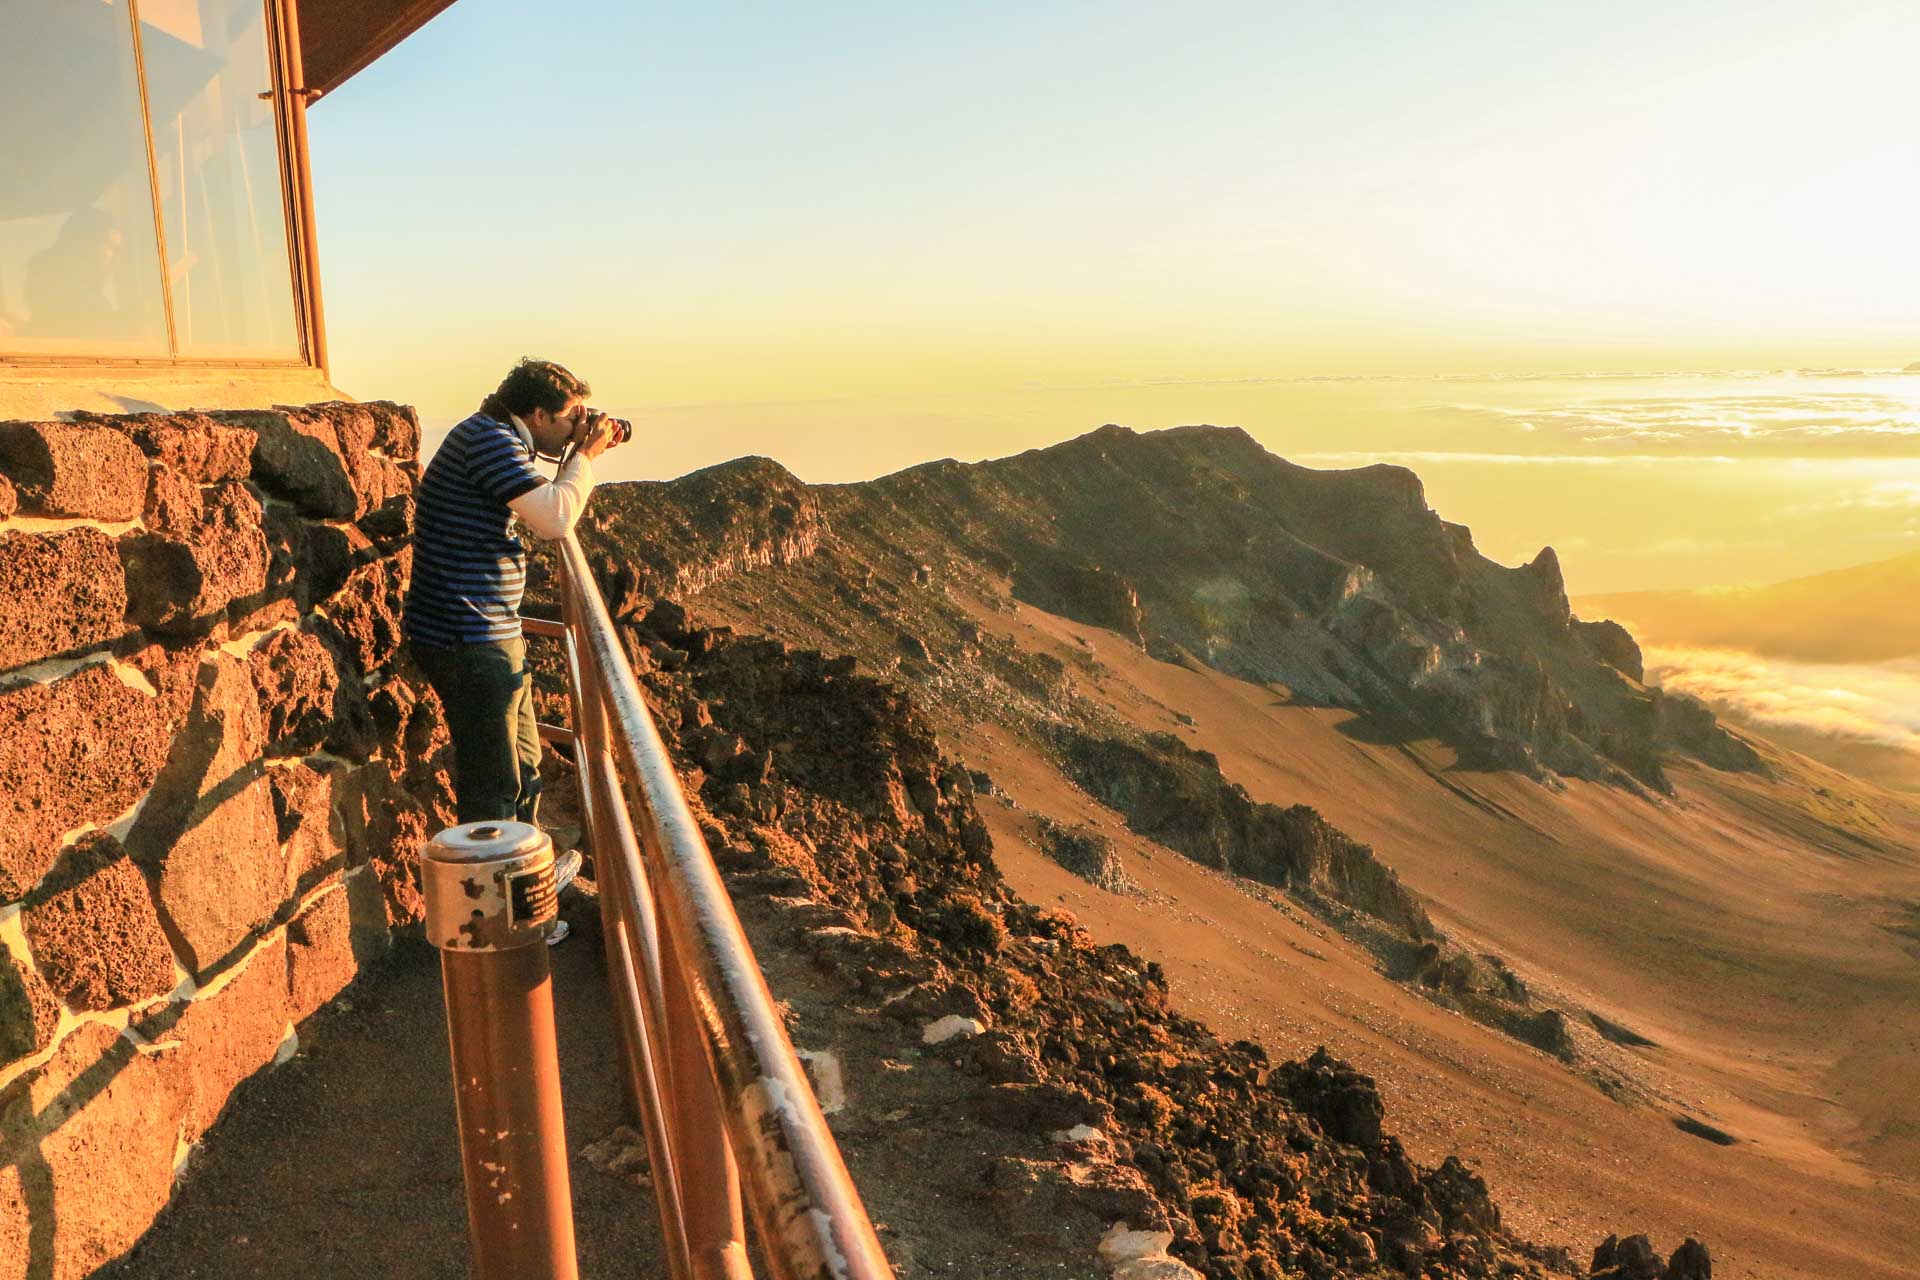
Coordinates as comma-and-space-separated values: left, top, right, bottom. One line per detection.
403, 412, 546, 645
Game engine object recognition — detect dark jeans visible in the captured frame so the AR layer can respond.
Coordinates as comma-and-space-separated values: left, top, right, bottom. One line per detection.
410, 636, 542, 825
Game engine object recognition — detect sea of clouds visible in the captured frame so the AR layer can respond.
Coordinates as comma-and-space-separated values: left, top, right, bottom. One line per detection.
1458, 391, 1920, 458
1645, 645, 1920, 750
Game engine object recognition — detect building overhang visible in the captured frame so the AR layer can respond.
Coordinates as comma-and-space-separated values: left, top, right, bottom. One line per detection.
298, 0, 461, 100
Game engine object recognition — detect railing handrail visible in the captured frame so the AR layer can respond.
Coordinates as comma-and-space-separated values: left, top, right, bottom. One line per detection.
542, 531, 895, 1280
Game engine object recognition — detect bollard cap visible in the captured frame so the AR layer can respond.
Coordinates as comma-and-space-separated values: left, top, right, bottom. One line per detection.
421, 821, 559, 951
430, 821, 550, 865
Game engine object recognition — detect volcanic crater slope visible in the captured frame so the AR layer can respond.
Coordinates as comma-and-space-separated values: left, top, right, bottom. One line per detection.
527, 601, 1709, 1280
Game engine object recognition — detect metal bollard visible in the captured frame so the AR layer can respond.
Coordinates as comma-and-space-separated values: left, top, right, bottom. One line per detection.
422, 822, 579, 1280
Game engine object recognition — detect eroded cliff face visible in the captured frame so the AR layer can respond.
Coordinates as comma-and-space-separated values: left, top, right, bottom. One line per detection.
572, 425, 1754, 792
0, 404, 451, 1277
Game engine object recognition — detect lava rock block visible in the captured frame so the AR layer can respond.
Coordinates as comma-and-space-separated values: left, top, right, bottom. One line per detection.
0, 1020, 193, 1277
362, 400, 421, 461
247, 627, 343, 753
333, 760, 429, 927
148, 933, 289, 1142
115, 413, 254, 482
285, 885, 383, 1024
0, 936, 62, 1070
271, 758, 347, 896
22, 832, 177, 1013
141, 464, 203, 536
320, 554, 406, 676
119, 481, 270, 636
214, 403, 409, 521
0, 663, 178, 901
0, 528, 127, 671
0, 420, 148, 521
125, 655, 287, 975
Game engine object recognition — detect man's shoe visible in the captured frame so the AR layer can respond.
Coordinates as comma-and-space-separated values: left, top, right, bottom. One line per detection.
544, 849, 583, 947
553, 847, 583, 896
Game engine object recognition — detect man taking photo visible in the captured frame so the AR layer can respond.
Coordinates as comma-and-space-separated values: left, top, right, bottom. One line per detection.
404, 358, 625, 840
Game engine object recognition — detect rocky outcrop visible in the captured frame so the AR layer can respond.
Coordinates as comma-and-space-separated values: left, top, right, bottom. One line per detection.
1013, 560, 1146, 647
1653, 690, 1762, 773
1036, 817, 1137, 893
1057, 729, 1434, 939
1589, 1233, 1713, 1279
1575, 617, 1645, 683
543, 456, 827, 620
0, 403, 445, 1279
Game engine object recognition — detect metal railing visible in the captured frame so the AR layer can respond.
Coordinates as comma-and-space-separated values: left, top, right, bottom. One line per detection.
517, 531, 895, 1280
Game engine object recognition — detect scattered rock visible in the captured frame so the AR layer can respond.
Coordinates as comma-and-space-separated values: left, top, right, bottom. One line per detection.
922, 1014, 986, 1045
1099, 1223, 1176, 1267
580, 1125, 653, 1186
1666, 1237, 1713, 1279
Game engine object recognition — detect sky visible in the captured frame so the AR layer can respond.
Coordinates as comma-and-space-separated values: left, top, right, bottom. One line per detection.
308, 0, 1920, 592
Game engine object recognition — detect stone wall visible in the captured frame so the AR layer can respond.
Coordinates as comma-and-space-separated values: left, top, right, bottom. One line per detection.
0, 403, 448, 1278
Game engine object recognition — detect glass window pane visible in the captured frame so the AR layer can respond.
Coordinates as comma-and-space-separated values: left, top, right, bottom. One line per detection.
141, 0, 302, 359
0, 2, 171, 358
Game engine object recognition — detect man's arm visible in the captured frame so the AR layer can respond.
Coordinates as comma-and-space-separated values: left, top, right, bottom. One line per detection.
507, 451, 596, 540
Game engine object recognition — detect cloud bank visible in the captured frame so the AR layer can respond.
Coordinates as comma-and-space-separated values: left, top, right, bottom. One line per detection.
1645, 645, 1920, 749
1447, 391, 1920, 458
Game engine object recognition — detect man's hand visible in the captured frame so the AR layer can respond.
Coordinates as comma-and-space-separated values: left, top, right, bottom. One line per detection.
574, 411, 622, 461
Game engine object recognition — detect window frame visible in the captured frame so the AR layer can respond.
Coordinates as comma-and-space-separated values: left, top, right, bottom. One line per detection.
0, 0, 326, 375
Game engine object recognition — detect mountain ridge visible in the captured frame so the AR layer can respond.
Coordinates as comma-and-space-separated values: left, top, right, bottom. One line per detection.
572, 424, 1757, 793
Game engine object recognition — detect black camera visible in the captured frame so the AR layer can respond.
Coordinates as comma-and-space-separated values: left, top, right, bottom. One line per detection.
585, 409, 632, 446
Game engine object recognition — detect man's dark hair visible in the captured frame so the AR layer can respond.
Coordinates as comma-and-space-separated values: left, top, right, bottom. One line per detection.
479, 358, 590, 422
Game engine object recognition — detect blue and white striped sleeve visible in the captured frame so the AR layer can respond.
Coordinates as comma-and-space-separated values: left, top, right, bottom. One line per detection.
465, 418, 544, 503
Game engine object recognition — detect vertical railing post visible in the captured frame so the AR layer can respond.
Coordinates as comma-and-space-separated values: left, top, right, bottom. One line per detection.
422, 821, 580, 1280
655, 921, 752, 1280
561, 575, 697, 1280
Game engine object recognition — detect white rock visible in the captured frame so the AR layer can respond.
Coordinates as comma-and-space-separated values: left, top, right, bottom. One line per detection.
920, 1014, 986, 1045
1098, 1223, 1175, 1266
1051, 1123, 1106, 1145
795, 1049, 847, 1115
807, 926, 865, 943
1113, 1260, 1203, 1280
